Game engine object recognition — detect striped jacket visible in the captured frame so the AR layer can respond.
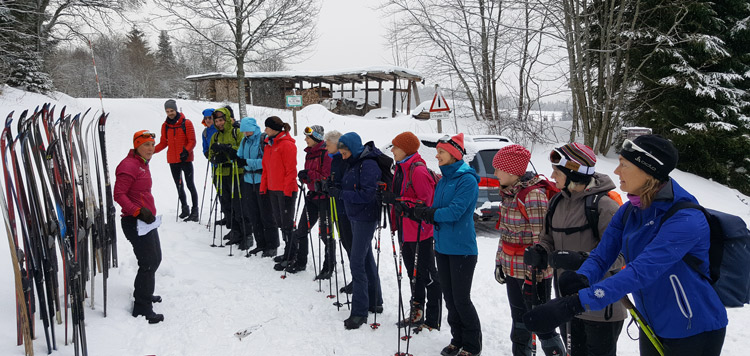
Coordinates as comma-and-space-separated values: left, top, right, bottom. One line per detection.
496, 174, 553, 280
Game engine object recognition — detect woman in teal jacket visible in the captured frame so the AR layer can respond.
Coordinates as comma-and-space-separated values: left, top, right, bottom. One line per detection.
236, 117, 278, 256
411, 133, 482, 356
524, 135, 727, 356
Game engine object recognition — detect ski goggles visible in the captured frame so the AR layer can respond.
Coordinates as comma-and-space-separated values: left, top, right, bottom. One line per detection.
438, 135, 466, 155
303, 126, 324, 141
622, 139, 664, 166
549, 149, 595, 175
138, 131, 156, 139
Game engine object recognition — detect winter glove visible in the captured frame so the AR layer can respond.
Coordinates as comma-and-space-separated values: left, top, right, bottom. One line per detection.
394, 201, 414, 219
298, 170, 309, 183
180, 148, 189, 162
494, 265, 506, 284
211, 154, 228, 164
523, 244, 548, 269
203, 151, 209, 159
523, 294, 584, 333
225, 147, 238, 160
377, 190, 397, 205
549, 250, 589, 271
412, 206, 436, 225
559, 271, 590, 297
523, 278, 546, 306
136, 207, 156, 224
327, 186, 341, 199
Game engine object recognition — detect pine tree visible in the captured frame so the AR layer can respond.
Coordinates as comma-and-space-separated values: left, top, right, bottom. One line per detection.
625, 0, 750, 194
122, 26, 155, 97
0, 0, 52, 93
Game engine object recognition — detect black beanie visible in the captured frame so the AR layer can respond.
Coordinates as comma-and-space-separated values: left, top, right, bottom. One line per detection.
265, 116, 284, 132
620, 134, 678, 181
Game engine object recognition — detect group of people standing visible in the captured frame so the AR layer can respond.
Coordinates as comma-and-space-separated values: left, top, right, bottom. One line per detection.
113, 99, 728, 356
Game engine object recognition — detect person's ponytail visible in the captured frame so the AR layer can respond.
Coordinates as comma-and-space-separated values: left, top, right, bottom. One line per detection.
283, 123, 291, 132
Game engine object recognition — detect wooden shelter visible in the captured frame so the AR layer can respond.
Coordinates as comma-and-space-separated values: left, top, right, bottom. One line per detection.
185, 66, 423, 117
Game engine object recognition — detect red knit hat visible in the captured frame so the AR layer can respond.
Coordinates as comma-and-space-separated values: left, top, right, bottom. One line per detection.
133, 130, 156, 149
492, 144, 531, 176
436, 133, 465, 161
392, 132, 421, 155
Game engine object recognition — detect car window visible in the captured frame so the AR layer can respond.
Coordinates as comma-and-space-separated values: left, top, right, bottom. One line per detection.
475, 149, 499, 176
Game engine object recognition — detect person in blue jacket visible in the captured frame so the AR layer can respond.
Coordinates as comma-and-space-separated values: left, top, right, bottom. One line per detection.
409, 133, 482, 356
201, 108, 217, 158
524, 135, 727, 356
236, 117, 279, 257
327, 132, 383, 330
325, 130, 354, 294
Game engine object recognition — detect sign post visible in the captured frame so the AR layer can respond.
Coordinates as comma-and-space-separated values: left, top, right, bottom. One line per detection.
429, 84, 451, 133
285, 90, 303, 135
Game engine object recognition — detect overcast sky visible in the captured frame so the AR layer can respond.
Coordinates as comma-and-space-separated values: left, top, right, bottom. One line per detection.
289, 0, 393, 71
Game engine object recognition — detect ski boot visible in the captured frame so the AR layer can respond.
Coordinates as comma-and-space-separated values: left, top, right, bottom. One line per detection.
261, 248, 277, 258
397, 302, 424, 327
441, 344, 461, 356
179, 206, 190, 219
183, 207, 199, 222
344, 315, 367, 330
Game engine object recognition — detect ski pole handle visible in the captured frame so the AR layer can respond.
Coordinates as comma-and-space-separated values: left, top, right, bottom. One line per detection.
621, 296, 664, 356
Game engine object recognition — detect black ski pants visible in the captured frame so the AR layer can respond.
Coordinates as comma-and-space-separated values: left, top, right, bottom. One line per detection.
640, 327, 725, 356
401, 237, 442, 327
268, 190, 297, 258
243, 181, 278, 250
560, 317, 623, 356
435, 252, 481, 355
121, 216, 162, 314
506, 276, 560, 356
169, 162, 198, 209
216, 173, 245, 235
289, 195, 333, 267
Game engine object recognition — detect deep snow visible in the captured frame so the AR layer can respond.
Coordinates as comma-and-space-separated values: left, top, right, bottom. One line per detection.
1, 85, 749, 355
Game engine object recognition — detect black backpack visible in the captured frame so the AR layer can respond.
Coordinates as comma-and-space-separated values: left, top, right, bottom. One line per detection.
546, 190, 622, 241
622, 202, 750, 307
361, 141, 394, 190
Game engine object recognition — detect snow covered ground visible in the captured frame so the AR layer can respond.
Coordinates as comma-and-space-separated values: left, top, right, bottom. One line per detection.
1, 85, 749, 355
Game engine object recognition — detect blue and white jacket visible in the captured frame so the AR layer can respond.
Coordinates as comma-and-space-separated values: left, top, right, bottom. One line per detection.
577, 179, 728, 338
432, 160, 480, 255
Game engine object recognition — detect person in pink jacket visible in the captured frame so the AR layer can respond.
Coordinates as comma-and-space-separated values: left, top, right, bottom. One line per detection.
385, 132, 442, 330
114, 130, 164, 324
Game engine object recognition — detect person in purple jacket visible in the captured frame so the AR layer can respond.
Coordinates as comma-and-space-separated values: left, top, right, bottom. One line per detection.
384, 132, 442, 330
328, 132, 384, 330
114, 130, 164, 324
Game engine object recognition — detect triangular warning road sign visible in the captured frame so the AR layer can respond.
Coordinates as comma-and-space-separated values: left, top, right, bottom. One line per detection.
429, 89, 451, 112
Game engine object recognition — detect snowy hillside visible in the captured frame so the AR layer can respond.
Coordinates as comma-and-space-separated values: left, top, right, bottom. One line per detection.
1, 86, 749, 355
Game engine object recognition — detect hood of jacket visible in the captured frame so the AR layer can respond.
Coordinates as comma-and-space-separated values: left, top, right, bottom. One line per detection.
240, 117, 260, 133
214, 107, 233, 125
339, 132, 363, 158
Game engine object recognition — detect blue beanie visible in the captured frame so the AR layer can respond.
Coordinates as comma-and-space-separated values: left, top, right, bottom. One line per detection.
202, 108, 215, 117
240, 117, 260, 133
338, 132, 364, 158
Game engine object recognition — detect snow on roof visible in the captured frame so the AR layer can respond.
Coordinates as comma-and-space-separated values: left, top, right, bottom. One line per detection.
185, 65, 423, 83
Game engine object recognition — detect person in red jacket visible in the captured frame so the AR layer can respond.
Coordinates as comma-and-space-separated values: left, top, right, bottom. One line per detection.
260, 116, 298, 263
114, 130, 164, 324
385, 132, 442, 330
155, 99, 199, 222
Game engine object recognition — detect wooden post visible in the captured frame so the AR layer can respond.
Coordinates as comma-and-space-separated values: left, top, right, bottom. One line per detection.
364, 78, 369, 113
392, 77, 397, 118
412, 81, 421, 104
318, 82, 322, 99
293, 88, 298, 136
351, 81, 355, 98
406, 81, 412, 115
378, 81, 383, 108
329, 83, 333, 98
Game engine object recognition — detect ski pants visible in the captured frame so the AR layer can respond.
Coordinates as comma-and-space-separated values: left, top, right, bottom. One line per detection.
506, 276, 562, 356
268, 190, 297, 258
169, 162, 199, 209
289, 196, 333, 267
349, 219, 383, 317
435, 252, 482, 355
640, 327, 725, 356
559, 317, 623, 356
122, 216, 162, 314
401, 237, 442, 327
216, 173, 245, 235
243, 181, 278, 250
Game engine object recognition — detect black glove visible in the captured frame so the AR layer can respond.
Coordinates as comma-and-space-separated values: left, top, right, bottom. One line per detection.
412, 206, 436, 224
523, 278, 546, 306
211, 154, 228, 164
328, 186, 341, 199
494, 265, 506, 284
394, 201, 414, 219
298, 170, 309, 183
225, 147, 238, 160
378, 190, 397, 205
523, 295, 584, 333
559, 271, 590, 297
137, 207, 156, 224
179, 148, 189, 162
524, 244, 548, 269
549, 250, 589, 270
203, 151, 209, 159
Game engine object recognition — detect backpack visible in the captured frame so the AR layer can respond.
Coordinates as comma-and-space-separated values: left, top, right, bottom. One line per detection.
546, 190, 623, 241
622, 202, 750, 307
361, 141, 394, 190
403, 161, 441, 193
516, 176, 561, 221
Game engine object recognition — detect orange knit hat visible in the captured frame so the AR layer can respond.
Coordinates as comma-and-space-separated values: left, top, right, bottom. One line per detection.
391, 132, 421, 156
133, 130, 156, 149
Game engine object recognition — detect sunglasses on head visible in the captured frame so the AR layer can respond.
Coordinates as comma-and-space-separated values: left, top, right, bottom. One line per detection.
139, 132, 156, 139
622, 139, 664, 166
214, 114, 225, 119
549, 149, 595, 175
438, 135, 466, 155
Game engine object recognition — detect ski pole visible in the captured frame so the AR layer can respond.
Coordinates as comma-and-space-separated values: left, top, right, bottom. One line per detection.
622, 296, 664, 355
330, 196, 351, 310
404, 200, 425, 355
370, 183, 387, 330
199, 159, 210, 223
324, 203, 335, 300
388, 204, 408, 353
217, 163, 225, 248
328, 196, 341, 310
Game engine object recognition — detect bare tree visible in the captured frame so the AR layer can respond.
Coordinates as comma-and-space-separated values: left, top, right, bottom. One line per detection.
153, 0, 319, 118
